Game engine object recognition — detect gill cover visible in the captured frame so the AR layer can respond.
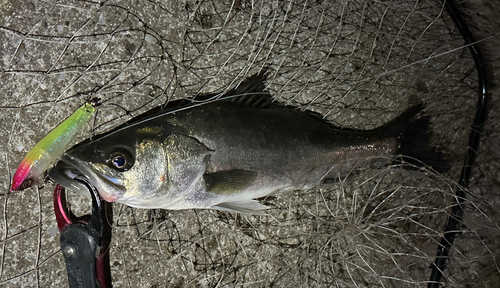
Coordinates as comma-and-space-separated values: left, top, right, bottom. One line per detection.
163, 134, 211, 195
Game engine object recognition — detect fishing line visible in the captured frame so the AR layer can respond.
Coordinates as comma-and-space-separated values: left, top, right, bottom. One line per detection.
428, 0, 488, 286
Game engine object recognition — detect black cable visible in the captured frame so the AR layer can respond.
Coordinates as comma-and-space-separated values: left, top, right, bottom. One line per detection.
428, 0, 488, 287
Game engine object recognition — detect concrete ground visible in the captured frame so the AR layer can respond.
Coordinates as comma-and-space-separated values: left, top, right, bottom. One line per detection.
0, 0, 499, 287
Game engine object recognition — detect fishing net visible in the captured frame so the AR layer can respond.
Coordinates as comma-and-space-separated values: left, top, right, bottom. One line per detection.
1, 0, 498, 287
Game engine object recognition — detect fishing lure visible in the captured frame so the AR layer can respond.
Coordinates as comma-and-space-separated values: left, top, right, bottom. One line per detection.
11, 100, 97, 191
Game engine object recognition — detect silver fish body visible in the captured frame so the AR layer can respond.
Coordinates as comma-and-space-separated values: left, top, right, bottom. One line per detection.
49, 77, 448, 213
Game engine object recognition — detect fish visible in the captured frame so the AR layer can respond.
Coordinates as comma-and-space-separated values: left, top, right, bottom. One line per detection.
48, 73, 449, 214
11, 100, 97, 191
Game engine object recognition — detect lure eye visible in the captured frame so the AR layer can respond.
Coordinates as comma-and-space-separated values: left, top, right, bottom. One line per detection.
107, 150, 134, 171
20, 179, 32, 190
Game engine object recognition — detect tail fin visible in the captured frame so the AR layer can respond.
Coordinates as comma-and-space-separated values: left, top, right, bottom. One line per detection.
379, 104, 450, 173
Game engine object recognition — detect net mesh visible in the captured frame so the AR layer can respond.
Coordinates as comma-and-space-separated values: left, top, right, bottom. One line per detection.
0, 0, 498, 287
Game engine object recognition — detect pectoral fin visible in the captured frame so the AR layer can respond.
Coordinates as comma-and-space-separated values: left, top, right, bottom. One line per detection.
204, 169, 257, 195
211, 200, 268, 214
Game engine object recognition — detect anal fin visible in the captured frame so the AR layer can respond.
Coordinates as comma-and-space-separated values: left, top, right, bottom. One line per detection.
211, 200, 268, 214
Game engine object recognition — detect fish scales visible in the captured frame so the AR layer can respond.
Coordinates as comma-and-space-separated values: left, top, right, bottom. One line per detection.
172, 102, 396, 183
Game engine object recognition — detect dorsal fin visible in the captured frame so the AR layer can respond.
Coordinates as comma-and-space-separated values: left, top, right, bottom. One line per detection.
128, 70, 276, 123
87, 70, 291, 145
225, 92, 276, 108
226, 71, 268, 97
210, 70, 279, 109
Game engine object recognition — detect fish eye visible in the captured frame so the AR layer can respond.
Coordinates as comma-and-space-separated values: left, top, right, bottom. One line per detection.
112, 155, 127, 168
107, 149, 134, 171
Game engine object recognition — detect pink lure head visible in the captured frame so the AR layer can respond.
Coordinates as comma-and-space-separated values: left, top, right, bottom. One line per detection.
11, 159, 36, 191
10, 102, 96, 192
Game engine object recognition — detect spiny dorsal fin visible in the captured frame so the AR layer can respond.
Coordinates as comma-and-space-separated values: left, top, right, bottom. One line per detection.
223, 71, 280, 108
173, 71, 278, 109
226, 71, 268, 96
225, 92, 277, 108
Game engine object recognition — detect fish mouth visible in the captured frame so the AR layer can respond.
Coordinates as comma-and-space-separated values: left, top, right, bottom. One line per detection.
48, 154, 126, 202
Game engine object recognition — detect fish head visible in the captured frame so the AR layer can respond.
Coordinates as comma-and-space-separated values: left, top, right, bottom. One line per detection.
49, 126, 170, 203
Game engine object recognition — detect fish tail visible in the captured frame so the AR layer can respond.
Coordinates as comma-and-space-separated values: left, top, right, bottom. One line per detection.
380, 104, 450, 173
